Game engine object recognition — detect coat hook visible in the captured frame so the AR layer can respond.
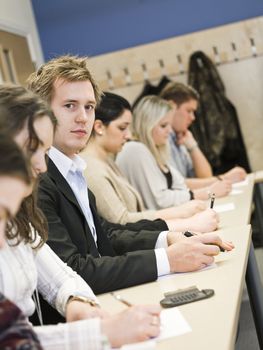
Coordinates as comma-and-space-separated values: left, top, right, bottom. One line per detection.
250, 38, 257, 57
141, 63, 149, 82
106, 70, 114, 90
176, 54, 184, 74
212, 46, 221, 65
159, 59, 166, 76
231, 42, 239, 61
123, 67, 132, 86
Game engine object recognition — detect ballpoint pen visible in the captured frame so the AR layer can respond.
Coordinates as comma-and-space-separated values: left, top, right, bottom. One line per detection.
110, 292, 133, 307
210, 193, 215, 209
111, 293, 161, 328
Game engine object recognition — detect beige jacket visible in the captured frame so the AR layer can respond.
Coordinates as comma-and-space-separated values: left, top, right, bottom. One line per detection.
82, 154, 156, 224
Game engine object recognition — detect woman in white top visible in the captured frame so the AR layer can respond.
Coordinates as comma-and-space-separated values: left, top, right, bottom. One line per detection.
0, 135, 44, 349
83, 92, 219, 233
117, 95, 232, 210
0, 85, 161, 349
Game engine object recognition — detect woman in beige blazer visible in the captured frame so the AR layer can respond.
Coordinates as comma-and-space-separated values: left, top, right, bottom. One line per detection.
82, 92, 219, 233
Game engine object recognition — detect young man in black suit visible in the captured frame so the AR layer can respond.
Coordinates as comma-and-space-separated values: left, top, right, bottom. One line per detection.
27, 55, 231, 295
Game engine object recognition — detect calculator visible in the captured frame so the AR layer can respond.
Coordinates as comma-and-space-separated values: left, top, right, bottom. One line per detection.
160, 286, 214, 308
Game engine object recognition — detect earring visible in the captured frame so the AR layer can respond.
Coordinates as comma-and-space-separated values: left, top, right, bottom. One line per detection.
98, 131, 103, 135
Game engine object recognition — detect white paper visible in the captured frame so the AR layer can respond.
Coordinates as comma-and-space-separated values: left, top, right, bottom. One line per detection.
229, 189, 243, 196
120, 340, 156, 350
158, 308, 192, 340
158, 263, 217, 282
214, 202, 235, 213
119, 308, 191, 350
232, 177, 249, 188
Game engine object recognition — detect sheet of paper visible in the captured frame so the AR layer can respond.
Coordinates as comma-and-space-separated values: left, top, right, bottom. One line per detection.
120, 340, 156, 350
214, 202, 235, 213
232, 177, 249, 188
158, 263, 217, 282
120, 308, 191, 350
158, 307, 192, 340
229, 189, 243, 196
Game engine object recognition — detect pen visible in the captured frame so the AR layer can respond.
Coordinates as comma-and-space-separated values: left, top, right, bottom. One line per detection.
110, 292, 133, 307
111, 293, 162, 330
210, 193, 215, 209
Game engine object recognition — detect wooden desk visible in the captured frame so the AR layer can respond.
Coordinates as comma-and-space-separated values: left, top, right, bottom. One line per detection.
98, 225, 251, 350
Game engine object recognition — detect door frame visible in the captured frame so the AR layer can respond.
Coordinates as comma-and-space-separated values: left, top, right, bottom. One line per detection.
0, 19, 42, 67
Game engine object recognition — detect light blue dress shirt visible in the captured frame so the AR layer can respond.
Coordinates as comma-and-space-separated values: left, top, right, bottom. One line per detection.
169, 132, 195, 178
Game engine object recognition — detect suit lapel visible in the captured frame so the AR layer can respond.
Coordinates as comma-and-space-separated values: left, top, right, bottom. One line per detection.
47, 158, 99, 256
48, 159, 82, 211
88, 191, 116, 256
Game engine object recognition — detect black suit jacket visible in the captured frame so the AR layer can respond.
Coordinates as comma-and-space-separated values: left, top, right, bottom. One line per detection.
38, 159, 167, 294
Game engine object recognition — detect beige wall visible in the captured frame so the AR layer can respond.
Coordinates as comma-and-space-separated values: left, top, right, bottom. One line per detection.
112, 57, 263, 171
89, 17, 263, 171
0, 0, 44, 67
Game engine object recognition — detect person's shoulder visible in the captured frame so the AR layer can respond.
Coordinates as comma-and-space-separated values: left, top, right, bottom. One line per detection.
122, 141, 149, 154
83, 154, 106, 173
38, 170, 57, 196
39, 171, 53, 185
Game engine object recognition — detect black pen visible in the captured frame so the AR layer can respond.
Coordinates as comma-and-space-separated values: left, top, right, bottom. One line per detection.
210, 193, 215, 209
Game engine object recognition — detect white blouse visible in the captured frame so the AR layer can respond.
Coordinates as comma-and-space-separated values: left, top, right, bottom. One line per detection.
0, 238, 105, 350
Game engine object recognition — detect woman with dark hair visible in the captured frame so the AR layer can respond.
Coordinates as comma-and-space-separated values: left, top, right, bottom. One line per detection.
0, 84, 57, 246
82, 92, 220, 233
0, 85, 105, 348
0, 85, 162, 349
0, 135, 42, 349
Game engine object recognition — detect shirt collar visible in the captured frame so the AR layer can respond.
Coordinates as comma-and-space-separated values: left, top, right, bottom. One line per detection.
49, 147, 87, 179
170, 131, 177, 142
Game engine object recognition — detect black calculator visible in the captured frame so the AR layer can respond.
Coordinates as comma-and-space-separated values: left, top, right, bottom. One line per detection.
160, 286, 214, 308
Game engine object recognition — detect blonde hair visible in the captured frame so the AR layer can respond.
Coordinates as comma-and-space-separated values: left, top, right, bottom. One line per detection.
27, 55, 102, 104
132, 95, 172, 169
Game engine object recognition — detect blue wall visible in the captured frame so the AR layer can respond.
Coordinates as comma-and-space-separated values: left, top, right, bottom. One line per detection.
32, 0, 263, 60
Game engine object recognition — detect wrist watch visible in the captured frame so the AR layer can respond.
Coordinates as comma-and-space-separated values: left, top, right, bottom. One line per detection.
67, 295, 100, 307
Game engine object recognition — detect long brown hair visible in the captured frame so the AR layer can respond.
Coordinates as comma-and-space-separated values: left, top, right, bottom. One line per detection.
0, 84, 57, 248
0, 132, 31, 185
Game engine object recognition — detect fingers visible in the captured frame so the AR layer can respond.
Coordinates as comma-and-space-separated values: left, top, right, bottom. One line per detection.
133, 306, 161, 340
221, 240, 235, 251
200, 254, 214, 265
192, 232, 235, 254
150, 315, 160, 326
134, 304, 162, 316
147, 323, 161, 338
198, 242, 220, 256
197, 232, 222, 245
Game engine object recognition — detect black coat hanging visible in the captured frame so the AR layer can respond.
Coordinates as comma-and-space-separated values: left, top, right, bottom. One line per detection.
188, 51, 250, 174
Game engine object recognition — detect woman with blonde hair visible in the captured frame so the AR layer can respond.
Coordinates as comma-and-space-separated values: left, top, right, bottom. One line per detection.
117, 95, 231, 210
83, 92, 219, 233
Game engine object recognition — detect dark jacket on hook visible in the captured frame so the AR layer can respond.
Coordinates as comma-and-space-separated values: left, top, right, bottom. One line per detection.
188, 51, 250, 174
132, 76, 170, 109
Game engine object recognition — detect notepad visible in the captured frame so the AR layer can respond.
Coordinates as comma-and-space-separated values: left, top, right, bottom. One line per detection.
214, 202, 235, 213
120, 308, 191, 349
